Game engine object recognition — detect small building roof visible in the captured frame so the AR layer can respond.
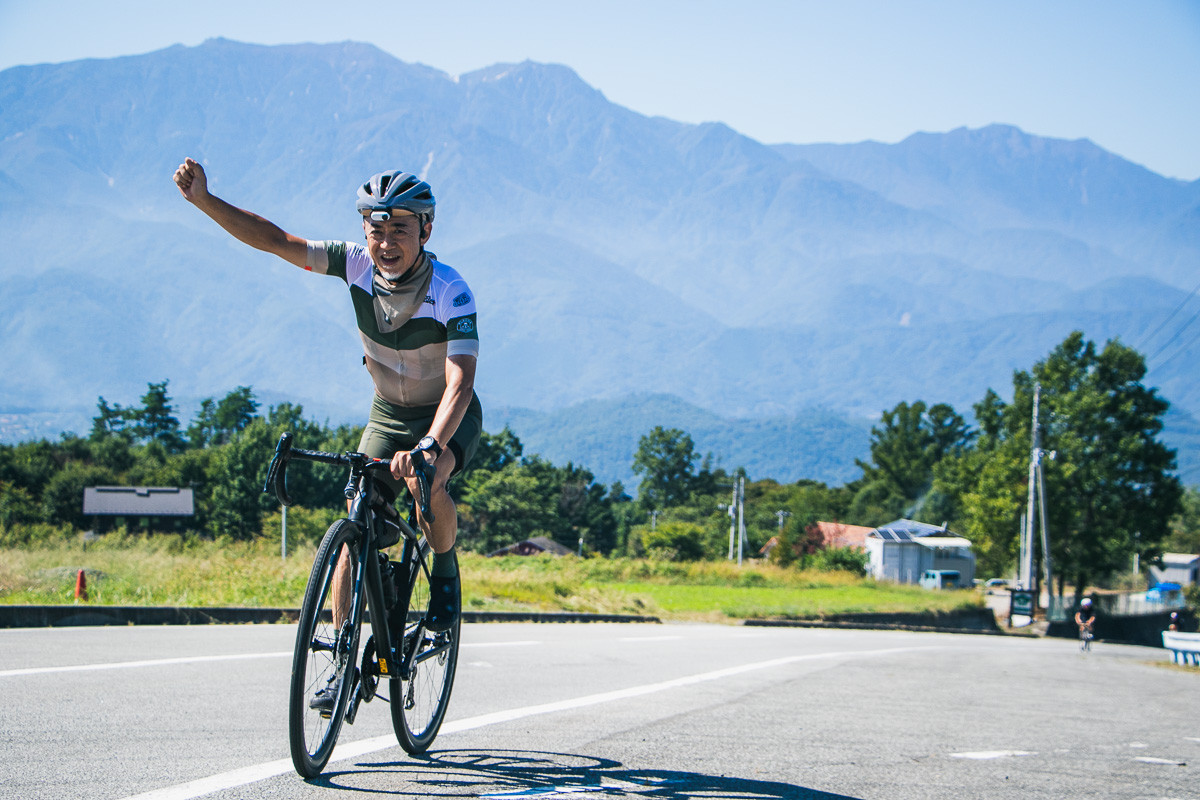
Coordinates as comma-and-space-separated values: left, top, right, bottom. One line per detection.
487, 536, 574, 557
875, 519, 954, 537
869, 519, 970, 544
83, 486, 195, 517
1160, 553, 1200, 566
814, 521, 873, 549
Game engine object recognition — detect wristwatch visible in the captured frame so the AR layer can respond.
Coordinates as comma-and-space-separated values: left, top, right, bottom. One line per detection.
415, 436, 442, 459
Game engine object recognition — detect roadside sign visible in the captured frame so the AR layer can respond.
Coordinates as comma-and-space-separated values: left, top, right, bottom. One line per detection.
1010, 590, 1035, 618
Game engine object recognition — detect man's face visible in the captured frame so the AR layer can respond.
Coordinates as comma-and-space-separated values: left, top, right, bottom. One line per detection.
362, 212, 431, 280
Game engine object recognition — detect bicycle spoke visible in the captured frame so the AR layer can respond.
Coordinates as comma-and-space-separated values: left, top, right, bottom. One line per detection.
391, 545, 459, 754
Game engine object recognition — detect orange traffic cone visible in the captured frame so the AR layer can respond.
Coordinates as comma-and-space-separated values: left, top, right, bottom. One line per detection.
74, 569, 88, 602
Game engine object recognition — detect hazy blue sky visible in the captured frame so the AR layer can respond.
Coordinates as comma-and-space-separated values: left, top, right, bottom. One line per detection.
2, 0, 1197, 179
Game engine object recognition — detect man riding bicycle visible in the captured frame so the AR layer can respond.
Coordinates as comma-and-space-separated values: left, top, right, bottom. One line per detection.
172, 159, 480, 663
1075, 597, 1095, 642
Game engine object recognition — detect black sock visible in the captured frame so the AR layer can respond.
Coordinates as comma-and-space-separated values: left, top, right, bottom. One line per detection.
431, 546, 458, 579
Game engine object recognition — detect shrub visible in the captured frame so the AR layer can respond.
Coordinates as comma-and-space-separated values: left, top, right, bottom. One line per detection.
810, 546, 869, 575
638, 520, 707, 561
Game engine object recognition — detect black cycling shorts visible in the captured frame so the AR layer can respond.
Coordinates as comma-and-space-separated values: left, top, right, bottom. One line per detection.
357, 391, 483, 499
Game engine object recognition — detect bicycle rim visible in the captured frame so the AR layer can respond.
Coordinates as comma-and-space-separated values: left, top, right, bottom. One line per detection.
391, 545, 459, 754
289, 519, 362, 777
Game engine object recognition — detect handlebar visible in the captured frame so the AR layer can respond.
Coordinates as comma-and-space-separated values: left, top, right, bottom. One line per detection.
264, 432, 435, 522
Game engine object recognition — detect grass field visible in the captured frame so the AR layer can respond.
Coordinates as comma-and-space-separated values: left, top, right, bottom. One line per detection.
0, 533, 983, 622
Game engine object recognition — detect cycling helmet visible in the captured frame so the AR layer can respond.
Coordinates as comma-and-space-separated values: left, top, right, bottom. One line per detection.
356, 170, 435, 224
1081, 598, 1092, 607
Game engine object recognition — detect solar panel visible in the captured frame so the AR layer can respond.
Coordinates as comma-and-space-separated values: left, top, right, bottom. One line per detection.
875, 528, 914, 542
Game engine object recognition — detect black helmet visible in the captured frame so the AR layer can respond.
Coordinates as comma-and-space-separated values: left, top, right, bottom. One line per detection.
356, 170, 435, 223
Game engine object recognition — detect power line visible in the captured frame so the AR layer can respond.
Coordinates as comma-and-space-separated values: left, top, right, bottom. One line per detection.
1132, 277, 1200, 355
1148, 305, 1200, 370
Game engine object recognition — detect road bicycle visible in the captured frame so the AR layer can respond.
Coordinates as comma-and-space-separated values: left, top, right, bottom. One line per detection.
1078, 625, 1093, 652
265, 432, 460, 778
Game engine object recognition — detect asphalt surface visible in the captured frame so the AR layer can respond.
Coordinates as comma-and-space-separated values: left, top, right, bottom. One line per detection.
1, 622, 1197, 800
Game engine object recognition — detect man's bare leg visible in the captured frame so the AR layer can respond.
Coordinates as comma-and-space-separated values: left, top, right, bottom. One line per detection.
332, 544, 352, 626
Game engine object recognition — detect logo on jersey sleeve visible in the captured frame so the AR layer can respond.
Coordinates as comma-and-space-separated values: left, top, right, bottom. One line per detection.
457, 318, 475, 333
453, 292, 472, 308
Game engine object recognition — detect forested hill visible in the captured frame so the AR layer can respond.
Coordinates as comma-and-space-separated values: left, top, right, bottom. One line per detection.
1, 39, 1197, 484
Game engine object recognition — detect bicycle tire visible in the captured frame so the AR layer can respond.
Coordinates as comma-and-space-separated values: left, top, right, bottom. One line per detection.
289, 519, 364, 778
390, 545, 460, 754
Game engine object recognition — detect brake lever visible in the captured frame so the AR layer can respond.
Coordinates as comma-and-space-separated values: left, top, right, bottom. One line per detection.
265, 432, 294, 507
409, 449, 436, 524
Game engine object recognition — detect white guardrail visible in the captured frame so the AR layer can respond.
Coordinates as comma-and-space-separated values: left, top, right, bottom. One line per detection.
1162, 631, 1200, 666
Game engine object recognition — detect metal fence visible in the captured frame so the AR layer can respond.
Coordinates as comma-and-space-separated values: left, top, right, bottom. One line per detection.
1046, 589, 1187, 622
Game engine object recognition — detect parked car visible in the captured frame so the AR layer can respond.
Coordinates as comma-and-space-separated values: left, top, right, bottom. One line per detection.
984, 578, 1011, 594
1146, 582, 1182, 603
920, 569, 962, 590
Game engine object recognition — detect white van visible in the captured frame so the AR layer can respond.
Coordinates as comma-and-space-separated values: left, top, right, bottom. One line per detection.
919, 569, 961, 590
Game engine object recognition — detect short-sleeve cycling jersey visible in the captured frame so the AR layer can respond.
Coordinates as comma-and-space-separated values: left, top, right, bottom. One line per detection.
305, 240, 479, 408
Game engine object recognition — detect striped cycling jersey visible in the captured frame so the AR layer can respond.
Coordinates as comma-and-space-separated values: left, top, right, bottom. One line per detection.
305, 240, 479, 408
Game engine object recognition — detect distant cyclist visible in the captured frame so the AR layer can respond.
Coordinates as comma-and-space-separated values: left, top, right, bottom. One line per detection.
1075, 597, 1095, 649
172, 160, 480, 663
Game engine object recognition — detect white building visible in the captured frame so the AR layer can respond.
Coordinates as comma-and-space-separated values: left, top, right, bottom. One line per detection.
1150, 553, 1200, 587
865, 519, 975, 586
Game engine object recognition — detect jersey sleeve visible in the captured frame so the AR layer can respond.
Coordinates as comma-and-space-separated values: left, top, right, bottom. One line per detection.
304, 241, 373, 291
442, 278, 479, 358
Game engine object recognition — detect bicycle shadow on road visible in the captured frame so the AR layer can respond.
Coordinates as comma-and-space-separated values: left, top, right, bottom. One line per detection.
316, 748, 862, 799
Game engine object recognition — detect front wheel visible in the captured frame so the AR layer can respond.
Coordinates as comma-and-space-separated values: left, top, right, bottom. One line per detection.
390, 545, 460, 754
289, 519, 363, 778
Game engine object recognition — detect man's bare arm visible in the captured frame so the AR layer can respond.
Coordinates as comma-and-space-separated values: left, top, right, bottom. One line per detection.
173, 158, 308, 268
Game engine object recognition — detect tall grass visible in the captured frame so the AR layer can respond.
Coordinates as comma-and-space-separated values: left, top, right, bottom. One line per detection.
0, 534, 983, 621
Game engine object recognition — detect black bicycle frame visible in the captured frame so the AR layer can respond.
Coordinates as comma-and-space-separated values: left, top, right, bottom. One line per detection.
266, 431, 437, 682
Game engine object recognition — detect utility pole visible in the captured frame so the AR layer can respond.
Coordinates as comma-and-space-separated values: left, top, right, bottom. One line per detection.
727, 476, 747, 564
726, 481, 737, 560
1020, 384, 1054, 609
736, 476, 746, 565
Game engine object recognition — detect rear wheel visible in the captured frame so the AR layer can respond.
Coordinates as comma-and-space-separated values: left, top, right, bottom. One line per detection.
391, 545, 460, 753
289, 519, 363, 778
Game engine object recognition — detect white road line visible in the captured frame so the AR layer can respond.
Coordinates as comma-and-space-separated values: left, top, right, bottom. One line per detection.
0, 652, 292, 678
1, 642, 535, 678
950, 750, 1036, 760
116, 645, 925, 800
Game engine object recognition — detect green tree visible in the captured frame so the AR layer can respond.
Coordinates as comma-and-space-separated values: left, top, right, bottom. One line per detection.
42, 463, 117, 530
453, 426, 524, 504
91, 397, 134, 441
460, 462, 556, 553
940, 332, 1183, 592
638, 519, 708, 561
188, 386, 260, 448
632, 426, 699, 511
851, 400, 972, 525
0, 482, 39, 531
205, 419, 274, 539
132, 381, 185, 452
1165, 485, 1200, 554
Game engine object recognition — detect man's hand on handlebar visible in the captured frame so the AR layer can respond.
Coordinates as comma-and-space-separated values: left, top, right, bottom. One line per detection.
389, 447, 432, 482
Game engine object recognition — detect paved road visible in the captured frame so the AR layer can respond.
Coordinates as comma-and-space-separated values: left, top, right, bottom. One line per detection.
1, 622, 1196, 799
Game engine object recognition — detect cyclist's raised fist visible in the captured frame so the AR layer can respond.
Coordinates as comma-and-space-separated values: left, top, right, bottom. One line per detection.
173, 157, 208, 202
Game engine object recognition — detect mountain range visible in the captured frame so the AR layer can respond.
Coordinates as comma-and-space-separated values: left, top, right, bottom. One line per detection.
1, 39, 1197, 487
